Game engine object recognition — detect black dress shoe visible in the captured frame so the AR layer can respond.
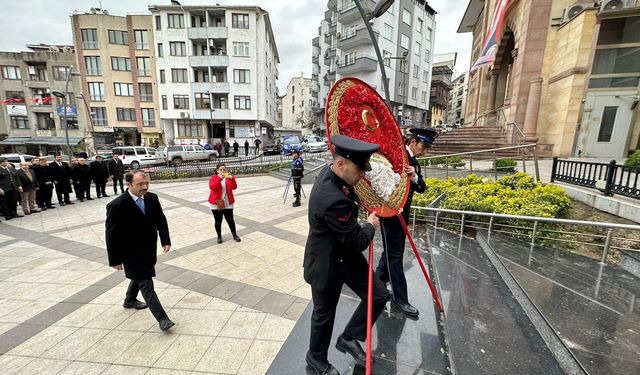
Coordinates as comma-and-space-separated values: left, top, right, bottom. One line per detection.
66, 201, 74, 205
86, 197, 94, 200
159, 317, 175, 331
335, 334, 366, 366
47, 206, 55, 209
306, 352, 340, 375
233, 235, 241, 242
123, 300, 148, 309
393, 300, 419, 318
12, 214, 24, 218
103, 194, 109, 197
5, 216, 11, 220
217, 237, 223, 244
79, 199, 84, 202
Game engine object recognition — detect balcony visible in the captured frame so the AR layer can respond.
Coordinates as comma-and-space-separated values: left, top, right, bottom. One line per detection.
337, 28, 376, 50
188, 27, 228, 40
324, 32, 333, 45
312, 54, 319, 64
338, 0, 374, 23
191, 82, 229, 94
189, 55, 228, 67
324, 9, 332, 21
312, 36, 320, 47
328, 22, 336, 34
337, 55, 377, 75
324, 48, 336, 64
193, 108, 229, 120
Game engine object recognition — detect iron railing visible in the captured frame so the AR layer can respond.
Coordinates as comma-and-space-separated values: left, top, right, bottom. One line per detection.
550, 158, 640, 200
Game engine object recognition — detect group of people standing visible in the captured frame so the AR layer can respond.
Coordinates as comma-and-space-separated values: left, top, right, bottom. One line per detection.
208, 138, 263, 158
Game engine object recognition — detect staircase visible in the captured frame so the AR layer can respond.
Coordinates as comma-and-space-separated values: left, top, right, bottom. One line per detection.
430, 126, 520, 157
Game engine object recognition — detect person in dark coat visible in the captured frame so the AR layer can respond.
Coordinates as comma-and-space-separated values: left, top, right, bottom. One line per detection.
0, 156, 23, 220
232, 140, 239, 157
105, 170, 175, 332
291, 150, 304, 207
254, 138, 261, 155
33, 158, 56, 209
91, 155, 110, 198
16, 162, 40, 215
72, 158, 93, 202
375, 127, 436, 319
108, 153, 125, 194
50, 155, 74, 206
244, 139, 249, 156
223, 140, 230, 157
303, 135, 390, 375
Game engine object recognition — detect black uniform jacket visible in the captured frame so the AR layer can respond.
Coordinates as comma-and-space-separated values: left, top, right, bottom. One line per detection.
402, 149, 427, 221
105, 191, 171, 280
303, 166, 376, 292
0, 167, 22, 191
50, 161, 73, 193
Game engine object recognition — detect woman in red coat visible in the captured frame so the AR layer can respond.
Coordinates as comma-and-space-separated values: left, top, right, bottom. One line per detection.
208, 163, 241, 243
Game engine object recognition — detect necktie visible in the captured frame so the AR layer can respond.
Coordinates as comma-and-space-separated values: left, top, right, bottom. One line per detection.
135, 197, 145, 214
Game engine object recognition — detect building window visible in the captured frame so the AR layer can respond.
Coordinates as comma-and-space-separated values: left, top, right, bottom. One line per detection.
417, 18, 423, 33
399, 82, 406, 96
195, 93, 211, 109
401, 34, 409, 49
141, 108, 155, 126
173, 94, 189, 109
592, 47, 640, 74
139, 83, 153, 102
233, 42, 250, 57
161, 95, 167, 110
427, 27, 432, 41
421, 90, 427, 103
10, 116, 29, 129
36, 113, 56, 130
212, 95, 227, 109
116, 107, 136, 121
344, 52, 356, 66
232, 13, 249, 29
234, 95, 251, 109
233, 69, 250, 83
169, 41, 186, 56
2, 66, 21, 80
411, 87, 417, 100
114, 83, 134, 96
88, 82, 105, 101
134, 30, 149, 50
111, 57, 131, 71
155, 15, 161, 30
415, 41, 421, 56
91, 107, 107, 125
160, 69, 166, 83
168, 14, 185, 28
27, 65, 47, 81
157, 43, 163, 57
108, 30, 128, 45
137, 57, 151, 76
424, 49, 430, 62
413, 64, 419, 78
171, 69, 188, 83
383, 23, 393, 40
5, 91, 24, 102
53, 66, 70, 80
85, 56, 101, 75
423, 70, 428, 83
177, 119, 203, 137
81, 29, 98, 49
402, 9, 412, 25
399, 60, 408, 73
597, 106, 617, 142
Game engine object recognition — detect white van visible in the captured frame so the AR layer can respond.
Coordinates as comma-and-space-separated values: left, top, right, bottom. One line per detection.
112, 147, 160, 169
0, 154, 39, 169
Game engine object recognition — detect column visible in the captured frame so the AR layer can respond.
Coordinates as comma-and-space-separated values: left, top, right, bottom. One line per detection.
522, 77, 543, 143
486, 69, 499, 112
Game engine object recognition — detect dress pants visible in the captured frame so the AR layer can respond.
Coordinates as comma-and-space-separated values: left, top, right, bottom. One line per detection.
125, 279, 167, 322
20, 189, 37, 213
376, 215, 409, 304
0, 190, 19, 218
37, 185, 54, 207
293, 176, 302, 198
95, 182, 107, 197
56, 188, 71, 205
112, 177, 124, 194
309, 265, 390, 363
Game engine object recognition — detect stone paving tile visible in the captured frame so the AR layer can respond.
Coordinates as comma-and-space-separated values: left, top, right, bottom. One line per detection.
152, 334, 212, 371
8, 325, 78, 357
237, 339, 284, 375
218, 311, 266, 339
40, 327, 110, 361
193, 336, 253, 373
101, 364, 150, 375
114, 332, 178, 367
0, 354, 34, 375
161, 308, 232, 336
77, 330, 144, 363
14, 357, 71, 374
57, 361, 110, 375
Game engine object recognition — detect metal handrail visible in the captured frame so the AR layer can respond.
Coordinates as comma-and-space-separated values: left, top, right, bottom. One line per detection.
419, 143, 537, 160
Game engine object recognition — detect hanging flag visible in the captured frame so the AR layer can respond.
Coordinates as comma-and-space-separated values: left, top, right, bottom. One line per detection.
470, 0, 510, 73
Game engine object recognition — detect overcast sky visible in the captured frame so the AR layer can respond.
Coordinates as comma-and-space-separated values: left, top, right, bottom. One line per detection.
0, 0, 471, 93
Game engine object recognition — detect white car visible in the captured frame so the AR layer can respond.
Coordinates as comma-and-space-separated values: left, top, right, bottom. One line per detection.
112, 147, 160, 169
303, 136, 328, 153
0, 154, 40, 169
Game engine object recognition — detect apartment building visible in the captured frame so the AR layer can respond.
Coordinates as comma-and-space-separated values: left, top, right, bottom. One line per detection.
0, 44, 88, 155
149, 4, 279, 146
71, 8, 162, 149
281, 75, 314, 135
447, 72, 468, 126
312, 0, 437, 132
430, 52, 456, 127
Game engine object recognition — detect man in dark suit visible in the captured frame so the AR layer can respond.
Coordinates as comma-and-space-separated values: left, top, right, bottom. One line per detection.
105, 170, 175, 332
16, 162, 40, 215
303, 135, 390, 375
72, 158, 93, 202
376, 127, 436, 319
0, 157, 23, 220
33, 158, 56, 209
108, 153, 125, 194
90, 155, 109, 198
50, 155, 74, 206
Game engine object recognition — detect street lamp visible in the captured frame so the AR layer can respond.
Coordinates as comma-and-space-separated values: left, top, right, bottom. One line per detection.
384, 51, 409, 124
76, 93, 97, 156
52, 66, 80, 161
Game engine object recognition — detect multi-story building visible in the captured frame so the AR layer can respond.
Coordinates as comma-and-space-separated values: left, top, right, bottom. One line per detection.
447, 72, 468, 126
0, 44, 88, 156
312, 0, 437, 132
430, 52, 456, 127
71, 8, 162, 149
281, 75, 314, 135
149, 4, 279, 146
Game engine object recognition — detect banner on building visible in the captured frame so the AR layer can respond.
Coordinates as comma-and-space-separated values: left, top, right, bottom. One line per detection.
56, 105, 78, 117
470, 0, 510, 73
7, 105, 27, 116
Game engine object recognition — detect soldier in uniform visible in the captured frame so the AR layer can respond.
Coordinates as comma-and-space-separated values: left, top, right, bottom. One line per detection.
291, 149, 304, 207
304, 135, 391, 375
375, 127, 437, 318
0, 156, 23, 220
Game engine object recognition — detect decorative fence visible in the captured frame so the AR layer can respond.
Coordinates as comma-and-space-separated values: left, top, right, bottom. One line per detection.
550, 158, 640, 200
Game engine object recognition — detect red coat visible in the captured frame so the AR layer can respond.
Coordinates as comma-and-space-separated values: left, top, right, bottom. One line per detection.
208, 174, 237, 205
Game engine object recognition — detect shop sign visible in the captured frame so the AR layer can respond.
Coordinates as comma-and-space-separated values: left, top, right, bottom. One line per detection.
7, 105, 27, 116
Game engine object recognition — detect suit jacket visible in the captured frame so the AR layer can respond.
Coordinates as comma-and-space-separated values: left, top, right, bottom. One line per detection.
108, 158, 125, 179
105, 191, 171, 280
303, 166, 376, 292
90, 161, 109, 183
16, 169, 38, 191
0, 167, 21, 191
50, 161, 73, 193
33, 164, 55, 187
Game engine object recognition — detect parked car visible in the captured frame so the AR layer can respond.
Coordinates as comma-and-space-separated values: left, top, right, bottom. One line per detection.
0, 153, 39, 168
88, 153, 114, 163
262, 143, 282, 155
282, 135, 304, 155
303, 136, 328, 153
156, 145, 218, 166
112, 146, 160, 169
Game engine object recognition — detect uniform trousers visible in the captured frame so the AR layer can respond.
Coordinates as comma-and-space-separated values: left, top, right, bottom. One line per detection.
0, 190, 19, 218
293, 176, 302, 198
376, 215, 409, 304
309, 266, 390, 363
125, 278, 167, 322
95, 181, 107, 197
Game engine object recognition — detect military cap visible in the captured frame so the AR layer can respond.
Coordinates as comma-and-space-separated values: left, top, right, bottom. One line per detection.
409, 127, 438, 145
331, 134, 379, 171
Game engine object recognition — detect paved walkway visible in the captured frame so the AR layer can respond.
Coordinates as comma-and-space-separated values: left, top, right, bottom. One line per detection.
0, 175, 313, 374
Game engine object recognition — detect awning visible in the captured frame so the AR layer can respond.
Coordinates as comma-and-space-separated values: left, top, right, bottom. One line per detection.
0, 136, 32, 145
25, 137, 84, 145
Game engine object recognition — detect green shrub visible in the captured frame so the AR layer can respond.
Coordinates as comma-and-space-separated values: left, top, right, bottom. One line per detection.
625, 150, 640, 167
493, 158, 517, 172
